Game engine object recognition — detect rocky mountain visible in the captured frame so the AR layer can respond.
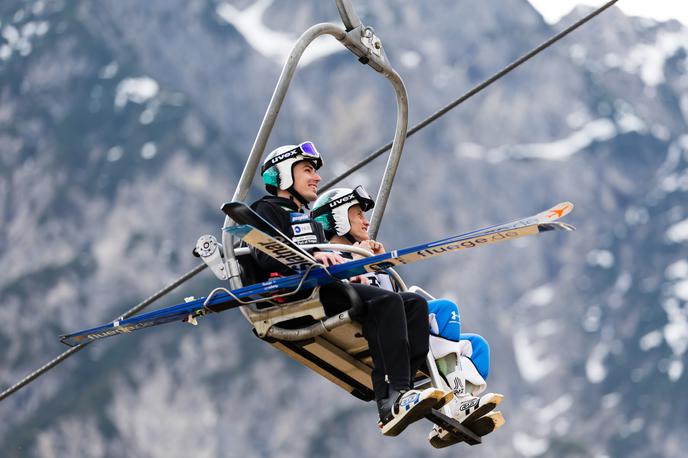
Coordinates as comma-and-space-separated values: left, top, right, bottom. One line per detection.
1, 1, 686, 457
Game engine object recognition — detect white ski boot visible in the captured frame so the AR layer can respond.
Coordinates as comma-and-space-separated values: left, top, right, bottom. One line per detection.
378, 387, 453, 437
427, 351, 504, 447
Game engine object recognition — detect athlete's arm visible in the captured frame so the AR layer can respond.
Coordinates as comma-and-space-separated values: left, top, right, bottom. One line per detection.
314, 251, 369, 284
314, 251, 345, 266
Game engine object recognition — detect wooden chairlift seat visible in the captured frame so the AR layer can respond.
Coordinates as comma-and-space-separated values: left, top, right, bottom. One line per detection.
236, 245, 435, 402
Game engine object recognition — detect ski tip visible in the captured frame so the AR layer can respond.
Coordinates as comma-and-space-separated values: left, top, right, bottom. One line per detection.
542, 201, 574, 221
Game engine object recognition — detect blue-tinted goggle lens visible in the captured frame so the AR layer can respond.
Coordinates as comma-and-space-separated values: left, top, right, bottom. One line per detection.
299, 141, 319, 158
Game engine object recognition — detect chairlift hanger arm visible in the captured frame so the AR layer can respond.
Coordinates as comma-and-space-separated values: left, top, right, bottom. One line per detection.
224, 1, 410, 287
335, 0, 362, 31
222, 22, 347, 290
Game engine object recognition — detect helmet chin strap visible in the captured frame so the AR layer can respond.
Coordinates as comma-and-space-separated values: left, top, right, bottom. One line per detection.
287, 187, 310, 209
344, 233, 358, 244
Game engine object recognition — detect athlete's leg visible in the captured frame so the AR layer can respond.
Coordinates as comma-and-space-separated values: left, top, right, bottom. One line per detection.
427, 298, 461, 340
322, 283, 411, 399
399, 292, 430, 381
459, 333, 490, 380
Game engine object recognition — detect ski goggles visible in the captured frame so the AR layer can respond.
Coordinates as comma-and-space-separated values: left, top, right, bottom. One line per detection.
261, 141, 323, 173
312, 185, 375, 217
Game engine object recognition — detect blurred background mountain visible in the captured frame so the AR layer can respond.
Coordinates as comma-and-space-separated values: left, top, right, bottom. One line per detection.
1, 1, 687, 457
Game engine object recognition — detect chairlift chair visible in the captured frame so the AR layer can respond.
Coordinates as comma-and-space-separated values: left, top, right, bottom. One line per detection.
195, 0, 481, 444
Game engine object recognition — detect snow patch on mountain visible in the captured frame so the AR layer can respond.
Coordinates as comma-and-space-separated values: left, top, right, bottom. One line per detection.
141, 142, 157, 159
400, 50, 421, 69
216, 0, 344, 67
522, 284, 555, 307
661, 298, 688, 359
459, 119, 618, 162
99, 61, 119, 79
623, 29, 688, 86
115, 77, 159, 108
503, 119, 617, 161
586, 341, 609, 383
587, 249, 615, 269
666, 218, 688, 243
513, 327, 559, 383
667, 360, 684, 382
0, 20, 49, 61
536, 395, 573, 424
616, 110, 647, 134
666, 260, 688, 280
640, 330, 663, 351
513, 431, 549, 457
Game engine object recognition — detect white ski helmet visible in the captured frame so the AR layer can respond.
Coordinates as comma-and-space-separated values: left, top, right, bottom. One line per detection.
312, 185, 375, 241
261, 142, 323, 201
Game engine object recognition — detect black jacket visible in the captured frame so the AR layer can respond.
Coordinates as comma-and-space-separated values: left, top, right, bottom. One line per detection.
247, 195, 326, 281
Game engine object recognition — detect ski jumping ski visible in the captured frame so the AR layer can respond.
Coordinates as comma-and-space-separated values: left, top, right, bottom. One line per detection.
59, 202, 574, 347
222, 201, 317, 272
226, 201, 574, 271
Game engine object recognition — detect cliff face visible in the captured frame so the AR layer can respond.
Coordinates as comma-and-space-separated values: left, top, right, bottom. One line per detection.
1, 1, 687, 457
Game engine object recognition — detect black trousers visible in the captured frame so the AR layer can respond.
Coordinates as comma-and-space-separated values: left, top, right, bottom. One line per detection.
320, 283, 430, 400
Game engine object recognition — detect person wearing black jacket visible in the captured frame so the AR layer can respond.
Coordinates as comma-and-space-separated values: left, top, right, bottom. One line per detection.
247, 142, 451, 437
311, 186, 505, 447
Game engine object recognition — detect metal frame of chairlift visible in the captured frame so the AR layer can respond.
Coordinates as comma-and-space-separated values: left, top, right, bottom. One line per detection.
214, 0, 480, 444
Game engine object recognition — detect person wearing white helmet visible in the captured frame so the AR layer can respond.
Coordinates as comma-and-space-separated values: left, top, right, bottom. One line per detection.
312, 186, 505, 448
247, 142, 452, 437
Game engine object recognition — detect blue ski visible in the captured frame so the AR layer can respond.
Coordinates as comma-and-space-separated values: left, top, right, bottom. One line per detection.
59, 202, 574, 347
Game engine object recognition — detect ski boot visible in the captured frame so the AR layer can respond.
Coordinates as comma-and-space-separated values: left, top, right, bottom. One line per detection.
377, 387, 452, 437
427, 350, 504, 447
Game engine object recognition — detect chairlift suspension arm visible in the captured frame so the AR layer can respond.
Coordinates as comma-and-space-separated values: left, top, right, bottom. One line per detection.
335, 0, 362, 31
224, 2, 410, 286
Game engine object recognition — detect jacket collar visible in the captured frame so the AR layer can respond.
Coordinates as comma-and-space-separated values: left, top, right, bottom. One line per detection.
259, 195, 303, 212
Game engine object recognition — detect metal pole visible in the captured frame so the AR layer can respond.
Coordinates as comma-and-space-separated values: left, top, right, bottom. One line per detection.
335, 0, 362, 31
229, 23, 347, 205
368, 68, 408, 239
221, 23, 347, 291
223, 0, 411, 280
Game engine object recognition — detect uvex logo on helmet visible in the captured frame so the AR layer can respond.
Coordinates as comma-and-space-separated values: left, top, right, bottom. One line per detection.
268, 150, 297, 165
328, 194, 356, 209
